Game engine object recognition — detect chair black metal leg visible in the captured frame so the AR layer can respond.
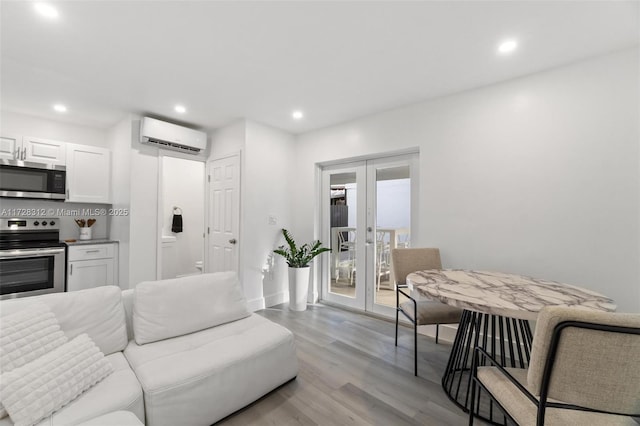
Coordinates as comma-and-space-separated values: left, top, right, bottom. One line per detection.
414, 321, 418, 376
395, 289, 399, 346
395, 310, 399, 346
468, 350, 478, 426
436, 324, 440, 344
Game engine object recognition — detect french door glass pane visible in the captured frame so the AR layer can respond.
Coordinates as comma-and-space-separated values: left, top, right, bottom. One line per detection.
329, 172, 357, 298
374, 165, 411, 307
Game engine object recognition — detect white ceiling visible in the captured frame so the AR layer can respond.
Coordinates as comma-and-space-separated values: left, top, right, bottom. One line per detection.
1, 1, 638, 134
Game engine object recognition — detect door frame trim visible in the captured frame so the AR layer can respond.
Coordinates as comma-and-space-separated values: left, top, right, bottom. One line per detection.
316, 148, 420, 315
156, 153, 207, 280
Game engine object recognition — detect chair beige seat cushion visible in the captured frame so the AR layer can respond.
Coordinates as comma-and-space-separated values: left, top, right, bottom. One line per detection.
399, 300, 462, 325
477, 367, 637, 426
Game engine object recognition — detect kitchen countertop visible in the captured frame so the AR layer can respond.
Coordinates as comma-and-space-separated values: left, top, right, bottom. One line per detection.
63, 239, 118, 246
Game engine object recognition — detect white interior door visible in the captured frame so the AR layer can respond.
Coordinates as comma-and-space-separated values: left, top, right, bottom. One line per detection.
321, 154, 417, 316
207, 154, 240, 273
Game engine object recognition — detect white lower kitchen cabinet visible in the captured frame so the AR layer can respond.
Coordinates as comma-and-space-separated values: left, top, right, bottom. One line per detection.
67, 242, 118, 292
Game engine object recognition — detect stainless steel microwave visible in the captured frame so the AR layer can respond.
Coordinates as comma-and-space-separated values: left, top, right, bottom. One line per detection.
0, 160, 66, 200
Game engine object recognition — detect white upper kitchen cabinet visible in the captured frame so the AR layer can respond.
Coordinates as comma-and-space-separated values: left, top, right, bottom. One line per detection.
22, 136, 66, 165
0, 135, 21, 160
66, 143, 111, 203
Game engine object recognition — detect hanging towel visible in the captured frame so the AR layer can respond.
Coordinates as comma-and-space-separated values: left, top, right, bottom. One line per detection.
171, 213, 183, 233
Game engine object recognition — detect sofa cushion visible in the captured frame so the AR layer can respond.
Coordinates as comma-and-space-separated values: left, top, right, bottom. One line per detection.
0, 303, 67, 373
76, 411, 143, 426
0, 303, 67, 419
0, 286, 128, 356
0, 352, 144, 426
1, 334, 113, 426
124, 314, 298, 426
133, 271, 250, 345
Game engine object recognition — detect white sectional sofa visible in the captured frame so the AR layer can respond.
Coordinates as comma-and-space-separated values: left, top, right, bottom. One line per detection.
0, 272, 298, 426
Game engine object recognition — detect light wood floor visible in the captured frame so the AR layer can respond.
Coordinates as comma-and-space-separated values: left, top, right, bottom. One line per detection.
217, 303, 482, 426
329, 280, 409, 307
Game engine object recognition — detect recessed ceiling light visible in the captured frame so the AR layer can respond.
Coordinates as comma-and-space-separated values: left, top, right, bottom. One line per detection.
34, 3, 59, 19
497, 39, 518, 55
174, 105, 186, 114
53, 104, 67, 113
292, 110, 304, 120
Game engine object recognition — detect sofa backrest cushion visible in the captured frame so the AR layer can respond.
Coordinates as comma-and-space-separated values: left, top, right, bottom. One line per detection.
0, 286, 128, 356
132, 271, 251, 345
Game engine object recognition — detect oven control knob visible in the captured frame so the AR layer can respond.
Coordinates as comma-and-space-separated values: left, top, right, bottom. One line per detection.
42, 221, 48, 226
34, 221, 40, 226
49, 221, 55, 225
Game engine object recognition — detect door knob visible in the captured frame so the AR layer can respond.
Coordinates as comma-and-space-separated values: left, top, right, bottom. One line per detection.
229, 238, 237, 244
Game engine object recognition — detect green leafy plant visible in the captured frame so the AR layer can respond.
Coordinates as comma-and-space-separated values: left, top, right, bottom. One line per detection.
273, 229, 331, 268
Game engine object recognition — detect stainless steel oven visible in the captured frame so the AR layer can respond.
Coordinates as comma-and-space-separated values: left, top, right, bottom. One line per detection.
0, 218, 66, 300
0, 160, 66, 200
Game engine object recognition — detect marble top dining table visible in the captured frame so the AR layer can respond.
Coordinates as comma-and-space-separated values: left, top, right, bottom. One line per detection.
406, 269, 616, 321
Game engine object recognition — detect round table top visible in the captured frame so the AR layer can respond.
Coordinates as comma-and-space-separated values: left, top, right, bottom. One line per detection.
406, 269, 616, 320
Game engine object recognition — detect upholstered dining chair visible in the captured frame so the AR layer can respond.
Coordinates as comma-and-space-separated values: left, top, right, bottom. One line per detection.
390, 248, 463, 376
469, 306, 640, 426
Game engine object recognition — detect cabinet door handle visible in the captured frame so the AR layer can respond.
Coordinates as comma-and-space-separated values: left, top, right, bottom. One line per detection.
22, 147, 26, 160
70, 264, 73, 275
85, 250, 100, 253
14, 148, 20, 160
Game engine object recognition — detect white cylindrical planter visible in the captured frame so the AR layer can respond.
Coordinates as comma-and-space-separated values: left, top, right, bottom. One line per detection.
79, 227, 92, 240
288, 266, 310, 311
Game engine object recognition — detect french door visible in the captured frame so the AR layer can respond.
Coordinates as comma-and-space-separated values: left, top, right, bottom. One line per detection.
321, 154, 417, 316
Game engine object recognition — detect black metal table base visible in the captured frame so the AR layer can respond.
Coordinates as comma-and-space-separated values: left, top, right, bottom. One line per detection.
443, 310, 533, 425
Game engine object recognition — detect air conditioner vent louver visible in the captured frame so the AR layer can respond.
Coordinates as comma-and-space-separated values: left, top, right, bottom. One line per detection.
140, 117, 207, 155
144, 138, 201, 154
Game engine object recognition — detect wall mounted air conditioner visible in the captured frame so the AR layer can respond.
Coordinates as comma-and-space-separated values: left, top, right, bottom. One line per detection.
140, 117, 207, 154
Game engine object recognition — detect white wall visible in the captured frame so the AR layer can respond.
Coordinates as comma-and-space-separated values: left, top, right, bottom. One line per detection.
160, 156, 205, 277
128, 119, 160, 286
208, 119, 295, 310
294, 48, 640, 313
1, 110, 108, 148
209, 119, 246, 159
243, 120, 295, 309
107, 115, 133, 287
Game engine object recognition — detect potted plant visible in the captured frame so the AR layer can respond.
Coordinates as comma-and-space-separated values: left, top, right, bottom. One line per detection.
273, 229, 331, 311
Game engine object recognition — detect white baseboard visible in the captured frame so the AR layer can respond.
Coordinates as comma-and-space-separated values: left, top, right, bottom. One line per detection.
246, 297, 266, 312
264, 291, 288, 308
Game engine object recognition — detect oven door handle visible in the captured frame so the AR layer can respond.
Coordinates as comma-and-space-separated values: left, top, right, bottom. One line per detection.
0, 247, 65, 258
